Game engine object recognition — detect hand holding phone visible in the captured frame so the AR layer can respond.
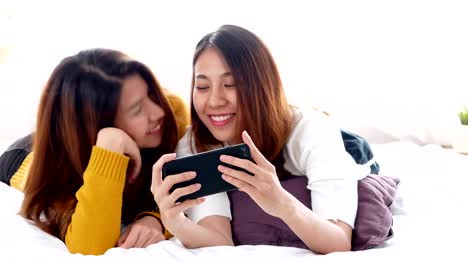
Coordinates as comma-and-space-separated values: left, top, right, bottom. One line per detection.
219, 131, 292, 218
151, 153, 205, 236
162, 143, 253, 203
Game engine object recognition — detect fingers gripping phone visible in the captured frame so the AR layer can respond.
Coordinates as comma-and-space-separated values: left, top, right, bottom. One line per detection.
162, 143, 253, 203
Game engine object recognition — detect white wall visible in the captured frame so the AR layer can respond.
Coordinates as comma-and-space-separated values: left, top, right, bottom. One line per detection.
1, 0, 467, 151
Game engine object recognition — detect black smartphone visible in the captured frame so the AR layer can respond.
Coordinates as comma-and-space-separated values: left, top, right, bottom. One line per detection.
162, 143, 253, 203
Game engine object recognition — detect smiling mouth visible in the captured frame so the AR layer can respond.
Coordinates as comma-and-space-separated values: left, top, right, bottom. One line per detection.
209, 114, 234, 122
208, 114, 235, 127
147, 124, 161, 134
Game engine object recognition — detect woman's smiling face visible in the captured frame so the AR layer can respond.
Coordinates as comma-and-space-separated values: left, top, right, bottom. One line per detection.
192, 47, 243, 145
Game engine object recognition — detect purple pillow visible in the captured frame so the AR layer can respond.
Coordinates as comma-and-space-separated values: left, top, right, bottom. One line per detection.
352, 174, 399, 250
228, 174, 399, 251
228, 176, 310, 249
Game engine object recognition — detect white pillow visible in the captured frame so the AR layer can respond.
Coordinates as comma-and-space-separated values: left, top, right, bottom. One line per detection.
331, 107, 460, 147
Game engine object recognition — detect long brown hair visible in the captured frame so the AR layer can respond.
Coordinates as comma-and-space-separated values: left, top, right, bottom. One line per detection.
190, 25, 292, 161
20, 48, 178, 240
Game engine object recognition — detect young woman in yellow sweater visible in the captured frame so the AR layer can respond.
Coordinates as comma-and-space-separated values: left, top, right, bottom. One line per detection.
0, 48, 196, 255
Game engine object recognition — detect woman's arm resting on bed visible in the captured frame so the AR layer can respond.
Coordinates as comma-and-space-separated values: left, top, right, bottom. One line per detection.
220, 131, 352, 254
168, 215, 233, 248
279, 195, 352, 253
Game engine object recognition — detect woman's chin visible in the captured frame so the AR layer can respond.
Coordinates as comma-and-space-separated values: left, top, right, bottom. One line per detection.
138, 139, 162, 149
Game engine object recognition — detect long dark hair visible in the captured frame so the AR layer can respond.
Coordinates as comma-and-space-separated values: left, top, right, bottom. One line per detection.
20, 48, 178, 240
190, 25, 292, 161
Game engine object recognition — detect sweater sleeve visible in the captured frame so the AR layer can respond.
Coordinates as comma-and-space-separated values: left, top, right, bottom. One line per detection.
0, 134, 33, 188
65, 146, 129, 255
9, 152, 33, 191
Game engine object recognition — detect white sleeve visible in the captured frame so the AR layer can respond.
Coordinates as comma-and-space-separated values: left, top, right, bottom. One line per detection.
284, 109, 368, 228
174, 129, 195, 158
175, 128, 232, 223
184, 193, 231, 223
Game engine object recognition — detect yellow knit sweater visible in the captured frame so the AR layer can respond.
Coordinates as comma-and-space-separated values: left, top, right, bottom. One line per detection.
10, 92, 189, 255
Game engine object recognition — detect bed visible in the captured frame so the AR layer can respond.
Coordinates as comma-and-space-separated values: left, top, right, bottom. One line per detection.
1, 141, 467, 263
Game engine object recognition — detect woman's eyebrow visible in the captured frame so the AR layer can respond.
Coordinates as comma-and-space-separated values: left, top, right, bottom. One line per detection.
195, 72, 232, 79
195, 74, 208, 80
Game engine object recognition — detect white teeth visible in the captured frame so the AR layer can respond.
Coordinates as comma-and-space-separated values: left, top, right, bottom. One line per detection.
148, 124, 161, 134
210, 114, 233, 122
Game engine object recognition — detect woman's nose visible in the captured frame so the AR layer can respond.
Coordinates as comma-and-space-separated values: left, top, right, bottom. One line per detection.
208, 86, 227, 107
148, 102, 164, 121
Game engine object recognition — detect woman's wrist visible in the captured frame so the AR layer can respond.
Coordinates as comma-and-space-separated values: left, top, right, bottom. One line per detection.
136, 212, 165, 233
144, 215, 164, 232
276, 191, 303, 220
163, 213, 191, 237
96, 129, 125, 154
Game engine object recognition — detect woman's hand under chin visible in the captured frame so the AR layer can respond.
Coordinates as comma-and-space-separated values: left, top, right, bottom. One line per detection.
96, 127, 142, 183
219, 131, 294, 218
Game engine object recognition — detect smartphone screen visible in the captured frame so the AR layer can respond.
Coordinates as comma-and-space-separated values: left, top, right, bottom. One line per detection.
162, 143, 253, 203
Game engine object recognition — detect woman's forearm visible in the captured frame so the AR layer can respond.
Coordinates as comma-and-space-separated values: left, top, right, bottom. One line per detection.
279, 194, 352, 254
170, 217, 234, 248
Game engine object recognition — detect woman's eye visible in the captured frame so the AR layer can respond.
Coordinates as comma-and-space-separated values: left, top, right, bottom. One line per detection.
133, 106, 143, 115
224, 83, 236, 88
195, 86, 209, 90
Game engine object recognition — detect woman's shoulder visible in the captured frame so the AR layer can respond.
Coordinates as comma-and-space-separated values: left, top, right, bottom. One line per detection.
175, 127, 225, 158
175, 126, 194, 157
285, 106, 344, 151
290, 106, 338, 134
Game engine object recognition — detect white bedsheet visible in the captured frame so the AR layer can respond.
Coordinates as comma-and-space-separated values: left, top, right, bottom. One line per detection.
1, 142, 467, 263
